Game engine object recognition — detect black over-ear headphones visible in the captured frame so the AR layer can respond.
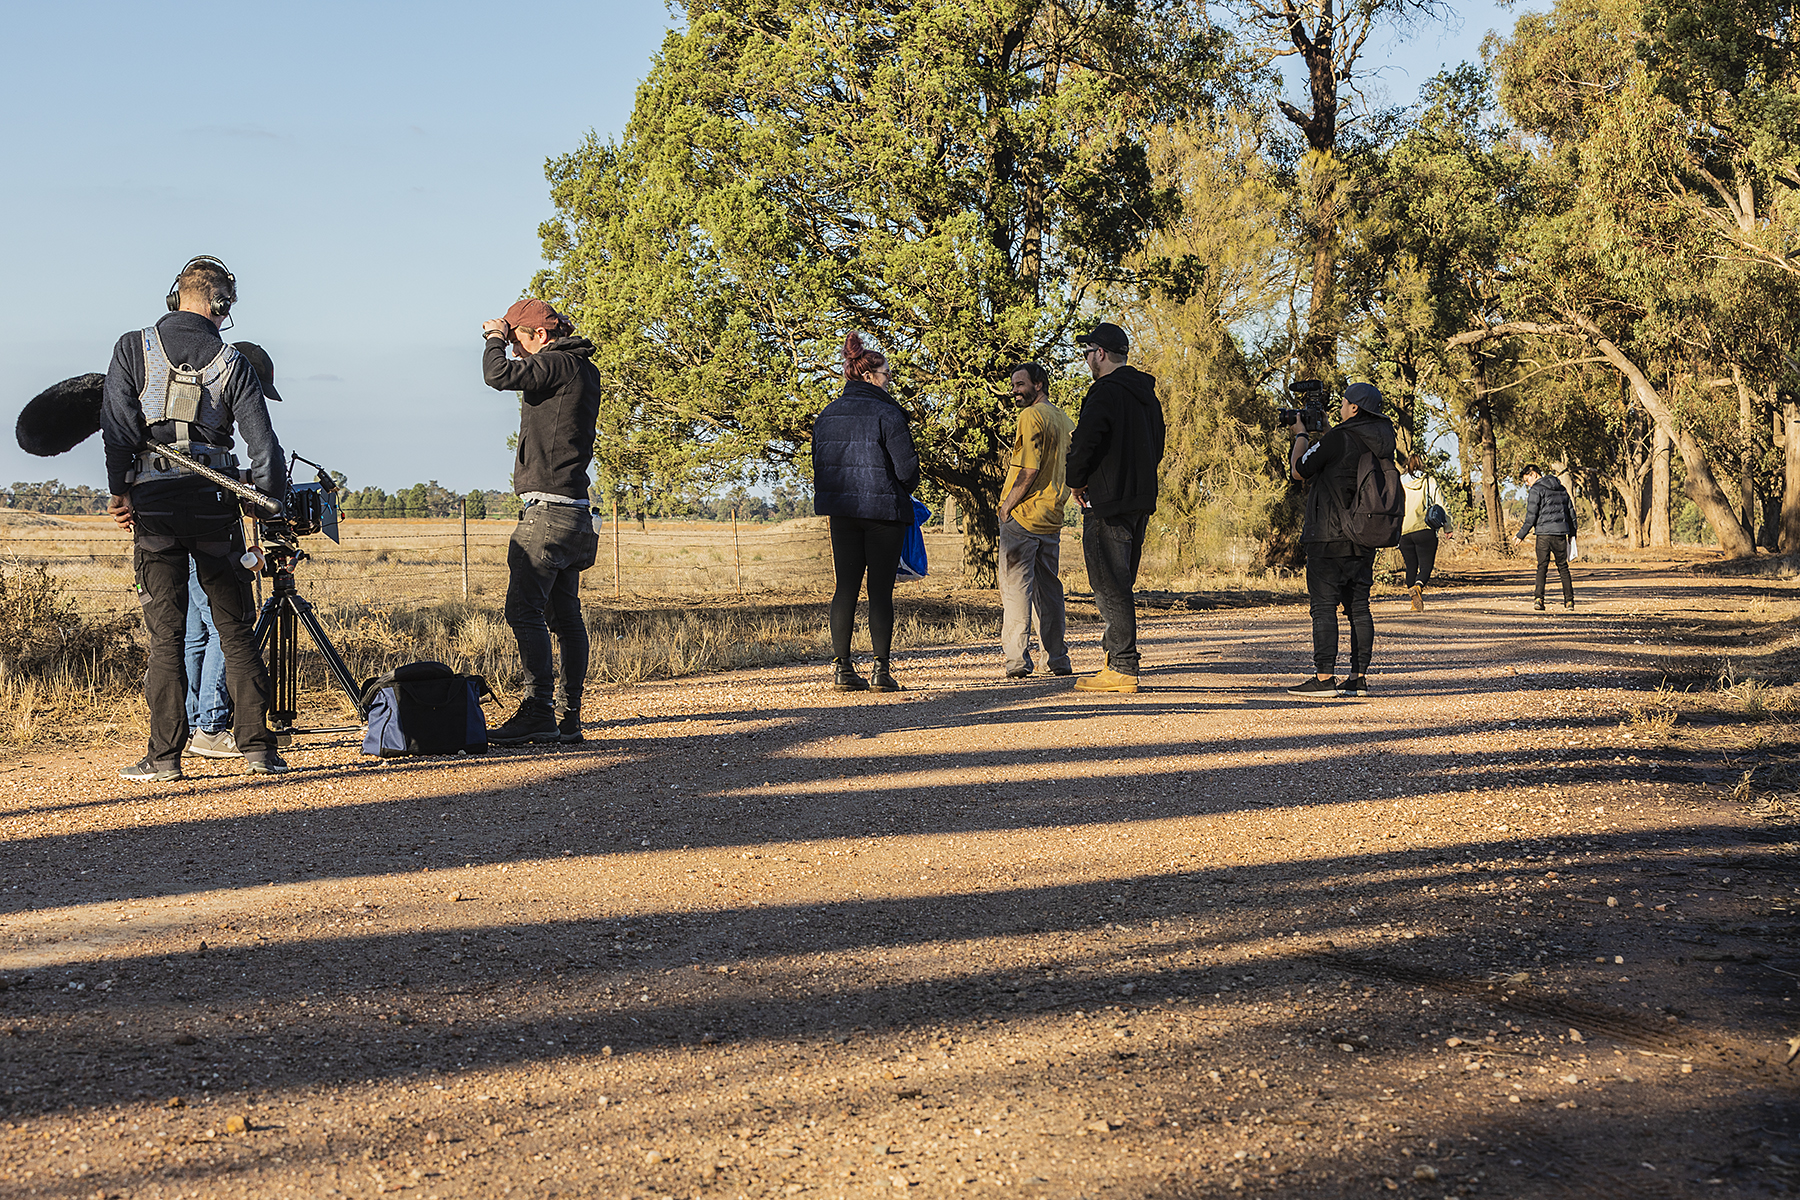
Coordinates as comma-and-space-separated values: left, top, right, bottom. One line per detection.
165, 255, 238, 318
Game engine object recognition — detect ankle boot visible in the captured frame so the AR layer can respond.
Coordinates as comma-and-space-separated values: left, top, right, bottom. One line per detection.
555, 706, 584, 744
1409, 583, 1424, 612
833, 658, 868, 692
869, 659, 901, 693
491, 700, 559, 746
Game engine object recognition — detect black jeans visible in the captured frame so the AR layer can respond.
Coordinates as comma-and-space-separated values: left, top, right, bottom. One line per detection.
1305, 548, 1375, 677
1398, 530, 1439, 588
131, 480, 275, 766
828, 516, 907, 661
505, 503, 598, 710
1534, 534, 1573, 603
1082, 510, 1150, 676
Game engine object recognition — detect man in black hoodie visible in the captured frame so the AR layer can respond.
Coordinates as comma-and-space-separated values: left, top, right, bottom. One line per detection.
1288, 382, 1396, 699
481, 299, 602, 745
1514, 464, 1577, 611
1065, 322, 1165, 693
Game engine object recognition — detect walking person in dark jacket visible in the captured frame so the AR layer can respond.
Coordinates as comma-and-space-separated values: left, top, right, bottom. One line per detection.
812, 333, 920, 693
1514, 464, 1577, 611
481, 299, 603, 744
1287, 382, 1396, 698
1065, 322, 1166, 694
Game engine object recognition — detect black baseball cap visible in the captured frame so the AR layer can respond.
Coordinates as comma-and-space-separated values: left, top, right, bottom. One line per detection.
1343, 381, 1384, 415
232, 341, 282, 402
1075, 322, 1130, 356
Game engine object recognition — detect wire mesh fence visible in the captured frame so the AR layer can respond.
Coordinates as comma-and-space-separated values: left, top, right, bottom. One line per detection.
0, 510, 1075, 612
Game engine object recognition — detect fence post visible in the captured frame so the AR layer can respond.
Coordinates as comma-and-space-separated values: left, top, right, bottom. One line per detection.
612, 494, 622, 599
733, 506, 743, 596
461, 498, 469, 601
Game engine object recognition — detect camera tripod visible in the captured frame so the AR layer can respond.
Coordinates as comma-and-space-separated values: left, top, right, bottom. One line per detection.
252, 544, 367, 735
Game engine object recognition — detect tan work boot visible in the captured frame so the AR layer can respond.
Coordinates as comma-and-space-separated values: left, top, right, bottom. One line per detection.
1073, 667, 1139, 693
1409, 583, 1423, 612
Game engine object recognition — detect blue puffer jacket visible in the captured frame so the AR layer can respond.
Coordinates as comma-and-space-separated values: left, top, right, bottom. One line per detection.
1517, 475, 1577, 538
812, 380, 920, 521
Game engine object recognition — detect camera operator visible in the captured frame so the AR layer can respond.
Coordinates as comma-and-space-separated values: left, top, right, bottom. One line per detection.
1287, 381, 1395, 699
101, 256, 290, 780
480, 300, 601, 746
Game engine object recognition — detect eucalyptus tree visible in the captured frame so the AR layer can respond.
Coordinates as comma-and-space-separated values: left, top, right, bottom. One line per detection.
533, 0, 1235, 585
1229, 0, 1452, 375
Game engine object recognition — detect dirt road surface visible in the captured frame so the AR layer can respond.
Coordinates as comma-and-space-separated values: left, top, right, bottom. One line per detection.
4, 561, 1798, 1199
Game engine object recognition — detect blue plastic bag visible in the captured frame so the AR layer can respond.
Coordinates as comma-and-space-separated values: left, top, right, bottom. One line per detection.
898, 498, 932, 580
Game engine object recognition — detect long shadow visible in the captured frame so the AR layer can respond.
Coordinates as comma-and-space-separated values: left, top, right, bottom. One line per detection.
4, 669, 1787, 917
4, 827, 1795, 1120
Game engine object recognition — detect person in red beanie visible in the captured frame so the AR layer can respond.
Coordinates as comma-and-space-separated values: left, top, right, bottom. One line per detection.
480, 299, 603, 744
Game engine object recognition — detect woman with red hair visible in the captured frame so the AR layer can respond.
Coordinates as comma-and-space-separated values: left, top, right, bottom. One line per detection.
811, 333, 920, 692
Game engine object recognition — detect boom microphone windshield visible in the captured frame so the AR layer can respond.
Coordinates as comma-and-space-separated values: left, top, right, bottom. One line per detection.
17, 374, 105, 457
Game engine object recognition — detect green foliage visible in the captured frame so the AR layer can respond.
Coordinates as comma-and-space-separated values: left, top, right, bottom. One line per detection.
533, 0, 1237, 583
4, 481, 109, 515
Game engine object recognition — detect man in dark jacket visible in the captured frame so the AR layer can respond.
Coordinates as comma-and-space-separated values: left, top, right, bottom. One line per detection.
481, 299, 603, 745
101, 256, 289, 780
1288, 382, 1396, 699
1065, 322, 1165, 693
1514, 464, 1577, 610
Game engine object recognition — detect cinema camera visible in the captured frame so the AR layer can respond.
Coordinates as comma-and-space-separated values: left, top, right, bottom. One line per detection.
151, 445, 363, 732
1277, 379, 1332, 435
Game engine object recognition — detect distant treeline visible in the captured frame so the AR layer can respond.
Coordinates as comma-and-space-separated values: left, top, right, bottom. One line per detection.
3, 481, 109, 515
1, 477, 815, 524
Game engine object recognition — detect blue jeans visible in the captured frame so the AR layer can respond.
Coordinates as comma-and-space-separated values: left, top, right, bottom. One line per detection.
184, 557, 232, 733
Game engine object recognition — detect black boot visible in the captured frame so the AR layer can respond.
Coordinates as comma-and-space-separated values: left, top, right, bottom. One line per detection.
556, 706, 584, 744
490, 700, 558, 746
869, 659, 901, 693
833, 658, 868, 692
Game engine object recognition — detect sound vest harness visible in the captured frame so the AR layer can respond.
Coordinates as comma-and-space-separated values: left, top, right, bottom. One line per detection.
128, 326, 242, 485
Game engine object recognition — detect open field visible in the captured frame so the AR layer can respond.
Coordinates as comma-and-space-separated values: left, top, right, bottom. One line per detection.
3, 560, 1799, 1198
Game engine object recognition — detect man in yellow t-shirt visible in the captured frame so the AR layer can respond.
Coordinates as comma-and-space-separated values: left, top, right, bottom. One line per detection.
999, 362, 1076, 678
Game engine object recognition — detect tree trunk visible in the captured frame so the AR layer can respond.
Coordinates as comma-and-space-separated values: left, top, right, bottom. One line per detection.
957, 484, 1000, 589
1649, 420, 1672, 547
1733, 364, 1757, 534
1610, 474, 1645, 547
1472, 358, 1504, 544
942, 493, 959, 532
1781, 398, 1800, 554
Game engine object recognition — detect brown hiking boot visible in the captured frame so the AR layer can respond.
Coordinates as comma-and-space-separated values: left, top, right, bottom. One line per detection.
1073, 668, 1139, 693
1410, 584, 1423, 612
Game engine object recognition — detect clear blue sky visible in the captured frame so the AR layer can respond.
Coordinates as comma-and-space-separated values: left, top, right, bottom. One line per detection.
0, 1, 1516, 496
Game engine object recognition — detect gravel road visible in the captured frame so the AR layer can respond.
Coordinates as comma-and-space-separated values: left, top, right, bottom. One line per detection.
3, 561, 1798, 1199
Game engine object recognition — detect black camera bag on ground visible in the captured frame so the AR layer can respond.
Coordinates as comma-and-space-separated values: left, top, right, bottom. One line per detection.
359, 662, 492, 757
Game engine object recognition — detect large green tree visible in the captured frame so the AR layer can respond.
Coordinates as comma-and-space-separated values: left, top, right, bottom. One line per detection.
534, 0, 1233, 585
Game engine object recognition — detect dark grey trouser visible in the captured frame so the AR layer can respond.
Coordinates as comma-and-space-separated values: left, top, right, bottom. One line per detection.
1082, 510, 1150, 676
1306, 548, 1375, 677
999, 518, 1069, 674
1534, 534, 1573, 603
505, 502, 598, 711
131, 480, 275, 766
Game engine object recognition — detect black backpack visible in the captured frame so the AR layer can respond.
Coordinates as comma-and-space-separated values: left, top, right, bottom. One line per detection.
359, 662, 493, 757
1339, 428, 1404, 548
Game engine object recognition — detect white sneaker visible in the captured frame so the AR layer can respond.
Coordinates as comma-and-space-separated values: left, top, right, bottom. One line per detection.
186, 729, 241, 759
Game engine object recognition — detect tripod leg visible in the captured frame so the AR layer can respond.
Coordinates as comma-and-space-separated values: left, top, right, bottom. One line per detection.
291, 596, 370, 719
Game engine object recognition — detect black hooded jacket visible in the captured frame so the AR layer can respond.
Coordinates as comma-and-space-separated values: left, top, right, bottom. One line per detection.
1517, 474, 1577, 538
1065, 364, 1165, 517
483, 335, 603, 499
1296, 411, 1398, 554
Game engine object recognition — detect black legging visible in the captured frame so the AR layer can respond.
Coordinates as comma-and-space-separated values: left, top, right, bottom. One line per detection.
1399, 530, 1439, 587
828, 516, 908, 661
